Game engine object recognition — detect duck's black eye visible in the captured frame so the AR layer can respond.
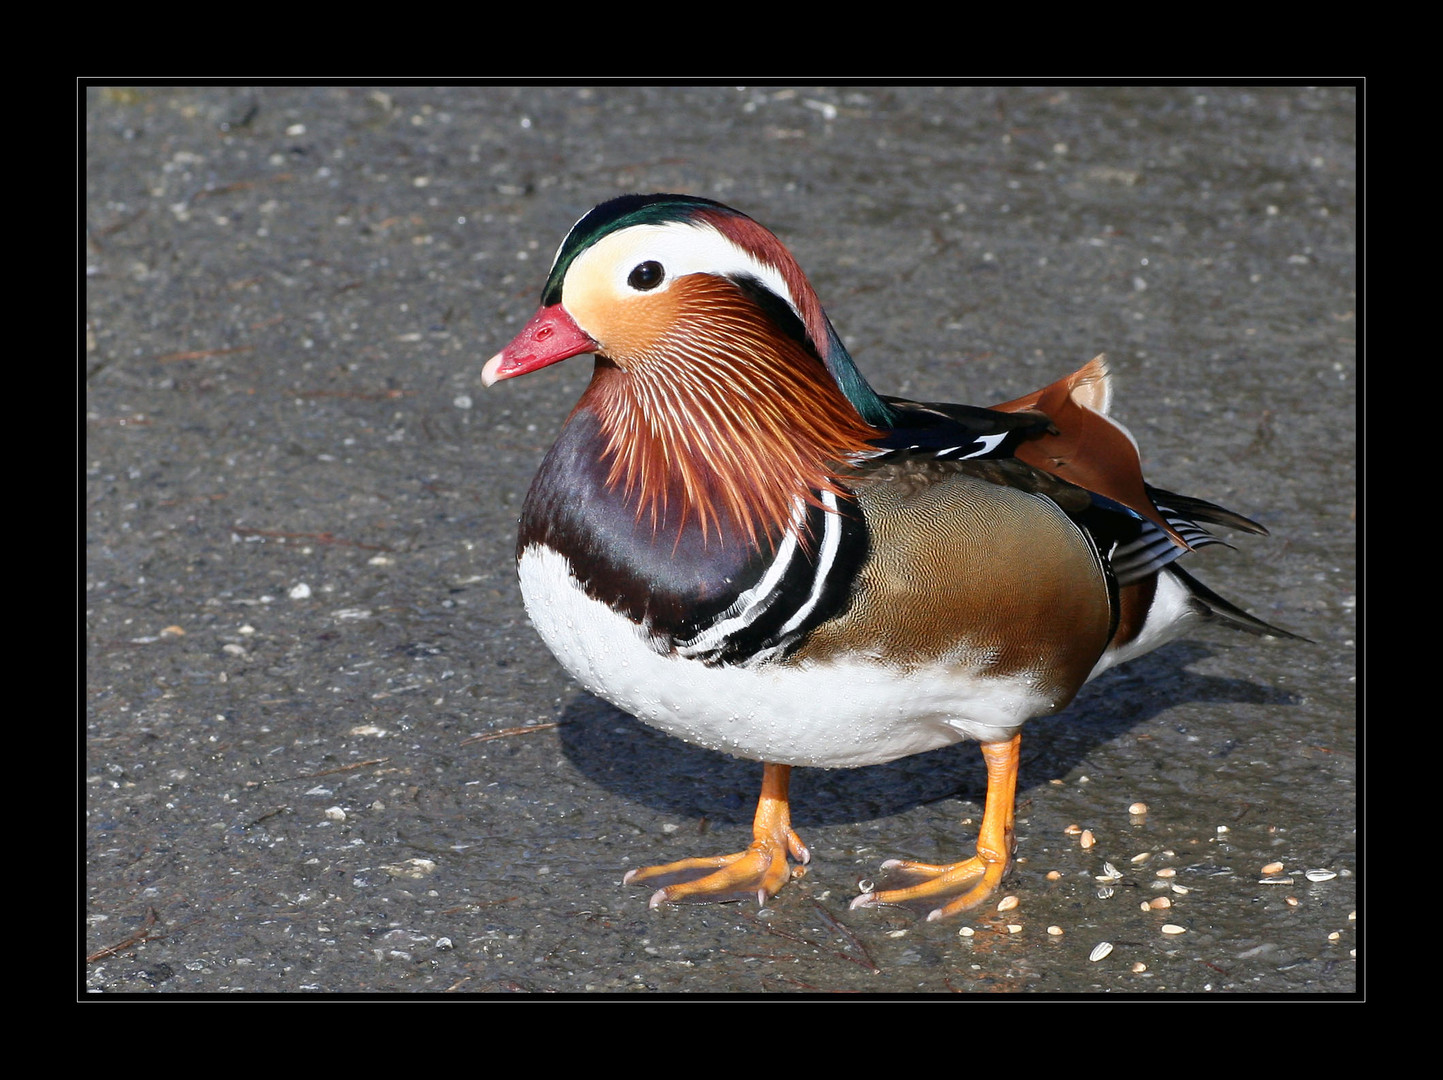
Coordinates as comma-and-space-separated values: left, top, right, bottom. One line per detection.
627, 261, 664, 291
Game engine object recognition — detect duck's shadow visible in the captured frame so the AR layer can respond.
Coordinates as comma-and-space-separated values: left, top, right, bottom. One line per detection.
556, 640, 1299, 828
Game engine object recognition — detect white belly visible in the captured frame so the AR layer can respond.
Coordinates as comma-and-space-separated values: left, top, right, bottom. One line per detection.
517, 544, 1055, 768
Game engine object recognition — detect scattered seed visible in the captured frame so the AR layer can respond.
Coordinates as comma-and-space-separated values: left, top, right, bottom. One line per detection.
1089, 941, 1113, 962
1261, 861, 1285, 875
1131, 851, 1152, 864
1131, 962, 1147, 973
1306, 869, 1338, 882
1096, 862, 1123, 882
1149, 896, 1172, 910
1260, 875, 1294, 885
1170, 884, 1190, 895
997, 895, 1019, 912
1156, 867, 1177, 879
1129, 802, 1149, 815
957, 925, 974, 937
1080, 829, 1096, 849
1285, 896, 1300, 907
1047, 925, 1064, 936
1328, 930, 1341, 941
1216, 825, 1229, 834
1064, 823, 1082, 836
1161, 924, 1186, 935
1045, 870, 1062, 881
1097, 886, 1115, 899
1348, 911, 1356, 921
1007, 924, 1023, 934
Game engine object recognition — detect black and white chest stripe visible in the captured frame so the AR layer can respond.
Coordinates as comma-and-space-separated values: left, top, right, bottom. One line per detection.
670, 490, 867, 668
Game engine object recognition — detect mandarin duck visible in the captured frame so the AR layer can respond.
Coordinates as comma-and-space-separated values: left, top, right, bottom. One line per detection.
482, 193, 1298, 921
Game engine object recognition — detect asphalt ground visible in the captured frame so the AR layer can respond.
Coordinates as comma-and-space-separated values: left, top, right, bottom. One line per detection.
85, 85, 1357, 994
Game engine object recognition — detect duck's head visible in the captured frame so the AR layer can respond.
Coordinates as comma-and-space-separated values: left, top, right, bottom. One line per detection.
483, 195, 893, 547
482, 194, 892, 426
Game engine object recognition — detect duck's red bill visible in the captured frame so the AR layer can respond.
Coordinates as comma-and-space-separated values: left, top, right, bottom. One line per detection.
482, 304, 598, 385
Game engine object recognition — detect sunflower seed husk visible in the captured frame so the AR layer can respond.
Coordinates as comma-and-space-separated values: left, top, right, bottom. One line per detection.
1089, 941, 1113, 962
1305, 869, 1338, 882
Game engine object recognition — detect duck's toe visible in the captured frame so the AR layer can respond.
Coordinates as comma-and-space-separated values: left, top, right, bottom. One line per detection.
850, 853, 1008, 920
625, 831, 808, 907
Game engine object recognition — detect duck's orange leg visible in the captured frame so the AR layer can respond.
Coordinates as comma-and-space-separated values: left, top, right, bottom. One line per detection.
851, 732, 1021, 922
624, 762, 809, 908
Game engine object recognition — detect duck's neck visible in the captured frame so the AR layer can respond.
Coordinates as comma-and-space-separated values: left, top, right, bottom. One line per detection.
576, 282, 880, 551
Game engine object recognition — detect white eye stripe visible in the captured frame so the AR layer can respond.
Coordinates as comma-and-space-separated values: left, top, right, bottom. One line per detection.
573, 220, 802, 318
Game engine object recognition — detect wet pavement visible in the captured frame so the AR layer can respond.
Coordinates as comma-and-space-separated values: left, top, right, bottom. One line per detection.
85, 86, 1357, 994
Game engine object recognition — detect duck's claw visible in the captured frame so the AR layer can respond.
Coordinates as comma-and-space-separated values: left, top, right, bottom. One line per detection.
625, 831, 807, 907
851, 732, 1022, 921
850, 852, 1008, 921
625, 762, 806, 908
